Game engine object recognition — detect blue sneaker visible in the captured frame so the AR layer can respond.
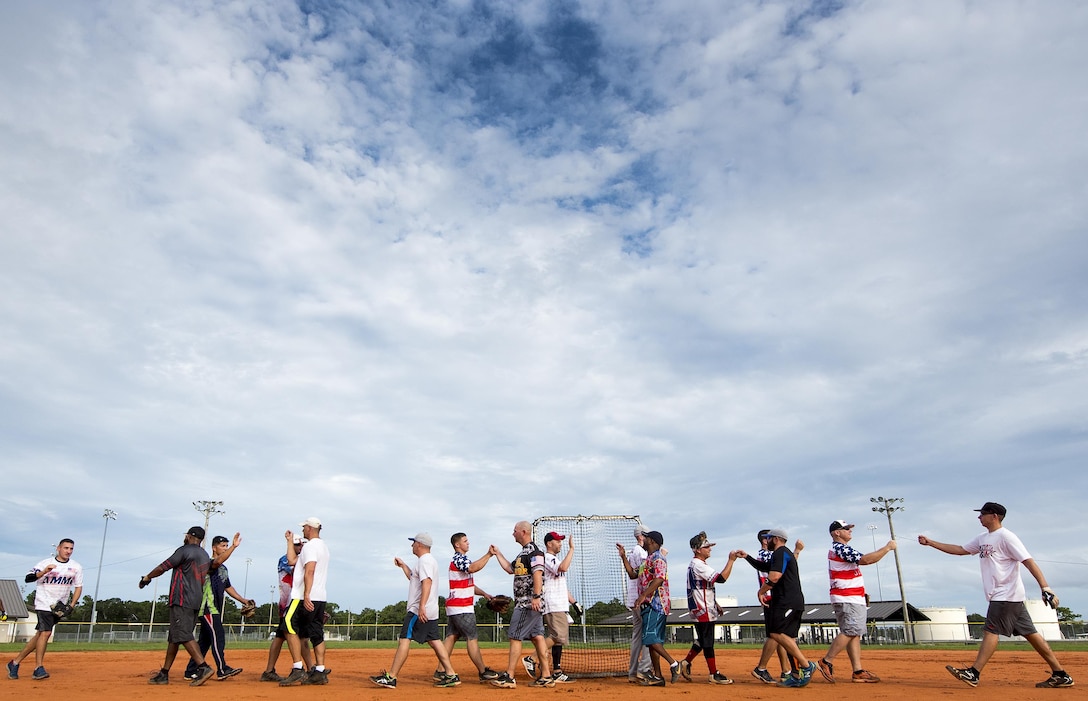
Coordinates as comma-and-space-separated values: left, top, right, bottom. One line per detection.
32, 667, 50, 681
778, 674, 804, 688
7, 661, 19, 680
801, 661, 817, 680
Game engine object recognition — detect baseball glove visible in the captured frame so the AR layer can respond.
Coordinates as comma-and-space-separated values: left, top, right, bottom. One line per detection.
1042, 587, 1060, 609
51, 601, 74, 619
239, 599, 257, 620
486, 595, 512, 614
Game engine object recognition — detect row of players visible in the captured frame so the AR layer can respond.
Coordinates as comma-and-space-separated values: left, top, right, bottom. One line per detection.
3, 502, 1075, 689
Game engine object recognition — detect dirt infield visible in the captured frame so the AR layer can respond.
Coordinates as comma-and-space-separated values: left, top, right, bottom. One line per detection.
6, 648, 1085, 698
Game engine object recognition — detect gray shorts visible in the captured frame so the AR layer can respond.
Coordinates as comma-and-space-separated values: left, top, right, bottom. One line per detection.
168, 606, 198, 643
833, 602, 867, 637
983, 601, 1038, 637
508, 607, 545, 641
544, 611, 569, 644
447, 612, 478, 641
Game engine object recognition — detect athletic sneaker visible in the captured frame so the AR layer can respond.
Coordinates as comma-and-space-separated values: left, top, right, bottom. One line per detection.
370, 671, 397, 689
479, 667, 501, 682
32, 667, 50, 681
148, 669, 169, 685
946, 665, 979, 688
279, 668, 307, 686
302, 669, 329, 685
800, 661, 817, 681
709, 672, 733, 685
818, 658, 835, 683
190, 664, 214, 687
435, 673, 461, 687
551, 671, 573, 683
217, 667, 242, 680
678, 660, 692, 681
778, 674, 804, 688
530, 676, 555, 688
260, 670, 284, 682
185, 671, 199, 681
852, 669, 880, 683
490, 672, 516, 688
522, 656, 537, 678
1036, 672, 1075, 688
751, 667, 775, 685
642, 673, 666, 687
434, 668, 446, 681
7, 661, 18, 680
670, 661, 681, 683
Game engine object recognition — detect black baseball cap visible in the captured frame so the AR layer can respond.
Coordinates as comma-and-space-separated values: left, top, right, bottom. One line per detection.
211, 535, 229, 545
186, 526, 206, 540
975, 502, 1007, 518
644, 530, 664, 546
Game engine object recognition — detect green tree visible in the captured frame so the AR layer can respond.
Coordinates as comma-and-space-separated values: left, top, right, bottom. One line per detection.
585, 597, 626, 625
1056, 606, 1081, 623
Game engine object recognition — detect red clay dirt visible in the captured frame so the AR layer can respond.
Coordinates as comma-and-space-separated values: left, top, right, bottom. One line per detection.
9, 647, 1086, 699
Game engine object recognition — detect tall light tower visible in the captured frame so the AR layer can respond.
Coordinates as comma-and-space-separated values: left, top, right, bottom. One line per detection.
866, 523, 884, 600
871, 496, 911, 643
192, 500, 225, 544
88, 508, 117, 642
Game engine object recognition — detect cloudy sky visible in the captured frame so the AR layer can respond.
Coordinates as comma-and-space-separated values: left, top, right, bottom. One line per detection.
2, 0, 1087, 620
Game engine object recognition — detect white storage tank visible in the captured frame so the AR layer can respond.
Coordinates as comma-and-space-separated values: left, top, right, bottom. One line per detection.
913, 606, 970, 642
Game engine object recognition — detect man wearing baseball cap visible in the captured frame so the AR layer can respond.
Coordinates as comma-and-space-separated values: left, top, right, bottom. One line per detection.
616, 526, 653, 683
138, 526, 215, 686
816, 520, 896, 684
741, 529, 817, 687
280, 517, 331, 686
919, 503, 1073, 688
677, 531, 739, 684
370, 533, 460, 689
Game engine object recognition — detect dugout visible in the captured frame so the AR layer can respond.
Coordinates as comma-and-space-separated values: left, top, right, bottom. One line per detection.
1, 579, 31, 644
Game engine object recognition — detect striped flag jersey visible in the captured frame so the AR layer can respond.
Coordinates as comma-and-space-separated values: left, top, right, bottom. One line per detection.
828, 542, 866, 604
446, 552, 476, 615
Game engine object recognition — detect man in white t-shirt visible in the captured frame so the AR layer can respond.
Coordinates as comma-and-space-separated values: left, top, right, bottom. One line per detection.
7, 539, 83, 681
919, 502, 1074, 689
530, 531, 576, 682
370, 533, 459, 689
280, 517, 331, 686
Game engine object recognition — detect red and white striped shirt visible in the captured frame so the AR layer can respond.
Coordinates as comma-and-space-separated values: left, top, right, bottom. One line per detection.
446, 552, 475, 615
828, 542, 866, 605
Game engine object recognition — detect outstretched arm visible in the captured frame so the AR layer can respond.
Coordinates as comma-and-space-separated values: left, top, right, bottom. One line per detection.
917, 535, 970, 555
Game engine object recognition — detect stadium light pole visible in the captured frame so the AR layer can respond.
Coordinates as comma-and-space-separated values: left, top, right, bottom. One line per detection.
241, 557, 252, 635
866, 523, 884, 600
192, 500, 225, 544
871, 497, 912, 643
88, 508, 117, 643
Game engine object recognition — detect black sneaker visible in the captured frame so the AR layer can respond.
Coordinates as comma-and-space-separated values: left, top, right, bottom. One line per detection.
490, 672, 516, 688
751, 667, 775, 685
522, 656, 536, 678
302, 669, 329, 685
551, 671, 573, 683
818, 658, 834, 683
946, 665, 979, 688
280, 668, 307, 686
148, 669, 169, 685
370, 671, 397, 689
641, 673, 665, 687
190, 664, 214, 687
479, 667, 500, 682
670, 662, 681, 683
709, 672, 732, 685
217, 667, 242, 680
435, 673, 461, 687
1036, 672, 1075, 688
530, 676, 555, 688
260, 670, 284, 682
32, 667, 50, 681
